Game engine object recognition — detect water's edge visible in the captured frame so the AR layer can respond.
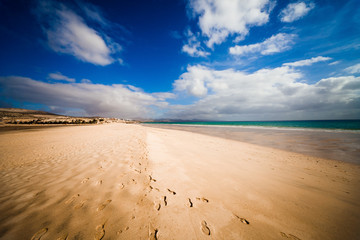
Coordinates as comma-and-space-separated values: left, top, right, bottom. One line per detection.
143, 123, 360, 165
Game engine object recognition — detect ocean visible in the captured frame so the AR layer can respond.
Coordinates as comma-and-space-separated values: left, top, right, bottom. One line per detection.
145, 120, 360, 131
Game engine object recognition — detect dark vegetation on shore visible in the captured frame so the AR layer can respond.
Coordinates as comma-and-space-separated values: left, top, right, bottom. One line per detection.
10, 118, 102, 125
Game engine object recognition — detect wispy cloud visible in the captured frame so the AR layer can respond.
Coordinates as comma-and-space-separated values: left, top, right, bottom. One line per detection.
36, 1, 122, 66
81, 78, 92, 83
283, 56, 332, 67
229, 33, 296, 56
345, 63, 360, 74
48, 72, 75, 82
188, 0, 275, 47
329, 61, 341, 66
279, 1, 314, 23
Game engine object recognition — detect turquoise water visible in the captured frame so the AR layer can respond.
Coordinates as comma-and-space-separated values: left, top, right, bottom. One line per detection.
144, 120, 360, 130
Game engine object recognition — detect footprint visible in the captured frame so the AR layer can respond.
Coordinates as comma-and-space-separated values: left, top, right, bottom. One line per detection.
280, 232, 288, 238
149, 223, 158, 240
187, 198, 193, 208
97, 200, 112, 211
163, 196, 167, 206
201, 221, 211, 235
95, 180, 103, 186
74, 200, 86, 209
196, 197, 209, 203
155, 202, 161, 211
167, 189, 176, 195
234, 214, 249, 224
288, 234, 301, 240
94, 224, 105, 240
31, 228, 48, 240
280, 232, 301, 240
81, 178, 89, 183
65, 194, 80, 205
149, 175, 157, 182
56, 234, 68, 240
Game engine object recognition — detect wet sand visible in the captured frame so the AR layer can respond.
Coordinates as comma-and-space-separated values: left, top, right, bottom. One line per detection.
143, 124, 360, 164
0, 123, 359, 239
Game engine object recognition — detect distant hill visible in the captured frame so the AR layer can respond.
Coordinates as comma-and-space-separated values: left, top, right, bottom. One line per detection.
0, 108, 127, 125
0, 108, 60, 118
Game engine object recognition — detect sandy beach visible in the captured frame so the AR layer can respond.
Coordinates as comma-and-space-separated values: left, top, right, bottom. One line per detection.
0, 123, 359, 240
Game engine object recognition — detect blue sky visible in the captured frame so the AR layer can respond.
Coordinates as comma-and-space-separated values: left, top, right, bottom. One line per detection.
0, 0, 359, 120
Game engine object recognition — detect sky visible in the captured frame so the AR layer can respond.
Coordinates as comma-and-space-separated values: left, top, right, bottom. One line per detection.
0, 0, 359, 120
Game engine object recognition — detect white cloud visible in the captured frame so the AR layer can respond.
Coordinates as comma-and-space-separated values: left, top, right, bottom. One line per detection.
47, 9, 114, 66
1, 66, 359, 120
229, 33, 296, 56
280, 2, 314, 23
345, 63, 360, 74
48, 72, 75, 82
283, 56, 332, 67
182, 30, 210, 57
81, 78, 92, 83
188, 0, 275, 47
171, 65, 360, 120
0, 76, 170, 119
36, 2, 122, 66
329, 61, 341, 66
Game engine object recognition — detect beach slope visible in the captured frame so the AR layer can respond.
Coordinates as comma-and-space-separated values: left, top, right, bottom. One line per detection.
0, 124, 359, 239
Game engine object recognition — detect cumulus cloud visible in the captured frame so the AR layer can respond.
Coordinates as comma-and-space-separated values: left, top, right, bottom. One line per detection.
0, 76, 170, 119
182, 30, 210, 57
171, 65, 360, 120
283, 56, 332, 67
48, 72, 75, 82
36, 1, 122, 66
279, 2, 314, 23
345, 63, 360, 74
188, 0, 275, 47
229, 33, 296, 56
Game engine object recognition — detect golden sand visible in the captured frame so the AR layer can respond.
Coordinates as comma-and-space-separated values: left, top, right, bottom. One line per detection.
0, 124, 359, 239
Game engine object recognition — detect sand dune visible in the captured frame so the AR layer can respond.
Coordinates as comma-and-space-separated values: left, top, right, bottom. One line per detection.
0, 124, 359, 239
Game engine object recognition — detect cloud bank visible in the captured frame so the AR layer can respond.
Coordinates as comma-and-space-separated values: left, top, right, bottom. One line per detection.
0, 76, 170, 119
1, 59, 359, 120
172, 65, 360, 120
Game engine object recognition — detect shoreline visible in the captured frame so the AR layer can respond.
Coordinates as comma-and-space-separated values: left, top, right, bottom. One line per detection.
144, 122, 360, 133
143, 123, 360, 165
0, 123, 359, 239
